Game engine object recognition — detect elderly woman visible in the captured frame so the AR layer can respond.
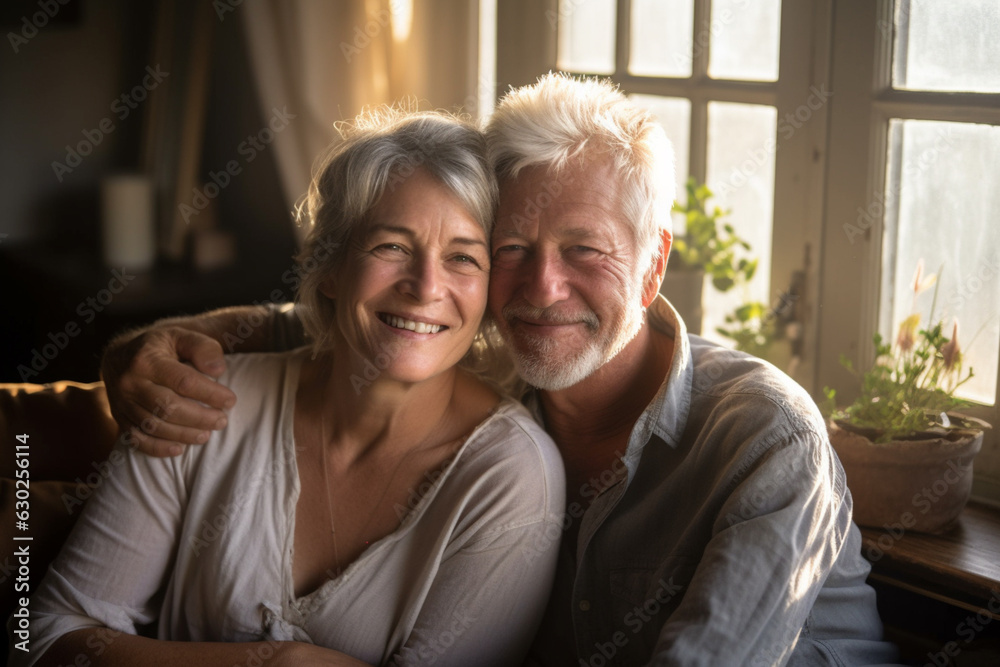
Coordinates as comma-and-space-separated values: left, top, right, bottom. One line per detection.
15, 109, 564, 667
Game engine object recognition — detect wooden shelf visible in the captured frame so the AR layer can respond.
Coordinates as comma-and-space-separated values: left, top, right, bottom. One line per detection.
861, 501, 1000, 619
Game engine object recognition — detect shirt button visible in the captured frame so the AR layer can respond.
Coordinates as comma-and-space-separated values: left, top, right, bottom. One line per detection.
578, 600, 591, 611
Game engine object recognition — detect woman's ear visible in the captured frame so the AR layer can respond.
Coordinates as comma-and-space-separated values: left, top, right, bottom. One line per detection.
642, 230, 673, 308
319, 274, 338, 300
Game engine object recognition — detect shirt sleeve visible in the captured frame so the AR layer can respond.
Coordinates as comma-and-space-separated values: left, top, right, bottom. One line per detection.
8, 441, 188, 667
647, 429, 850, 667
389, 413, 566, 667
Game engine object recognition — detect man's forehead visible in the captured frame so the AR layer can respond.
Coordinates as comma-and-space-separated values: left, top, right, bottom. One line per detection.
496, 160, 623, 229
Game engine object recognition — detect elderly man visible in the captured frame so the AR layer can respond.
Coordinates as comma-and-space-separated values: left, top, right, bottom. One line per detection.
101, 75, 899, 665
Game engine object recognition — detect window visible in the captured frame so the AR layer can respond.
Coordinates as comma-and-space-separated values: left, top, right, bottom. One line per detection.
819, 0, 1000, 498
879, 1, 1000, 405
554, 0, 798, 344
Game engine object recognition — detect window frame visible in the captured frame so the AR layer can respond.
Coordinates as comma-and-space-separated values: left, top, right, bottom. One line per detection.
819, 0, 1000, 500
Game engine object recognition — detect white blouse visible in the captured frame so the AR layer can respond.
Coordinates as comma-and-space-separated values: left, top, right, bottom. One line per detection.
15, 349, 565, 666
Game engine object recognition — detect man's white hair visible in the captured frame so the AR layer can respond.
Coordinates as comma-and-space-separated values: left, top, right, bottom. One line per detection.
486, 72, 676, 268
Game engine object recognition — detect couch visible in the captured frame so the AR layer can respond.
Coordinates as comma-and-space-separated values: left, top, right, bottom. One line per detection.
1, 381, 118, 657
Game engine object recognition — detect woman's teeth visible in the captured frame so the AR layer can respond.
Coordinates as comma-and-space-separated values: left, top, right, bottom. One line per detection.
383, 315, 442, 334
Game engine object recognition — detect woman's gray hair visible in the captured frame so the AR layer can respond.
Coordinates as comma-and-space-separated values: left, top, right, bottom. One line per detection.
486, 73, 675, 269
295, 105, 512, 387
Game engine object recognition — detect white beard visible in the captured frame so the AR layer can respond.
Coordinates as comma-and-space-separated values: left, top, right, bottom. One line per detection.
503, 285, 646, 391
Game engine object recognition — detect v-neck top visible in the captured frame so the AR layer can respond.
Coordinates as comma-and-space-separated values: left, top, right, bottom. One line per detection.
15, 349, 565, 667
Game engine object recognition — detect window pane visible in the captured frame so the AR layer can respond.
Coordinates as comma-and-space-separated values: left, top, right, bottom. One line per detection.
707, 0, 781, 82
892, 0, 1000, 93
556, 0, 616, 74
629, 95, 690, 208
703, 102, 777, 343
629, 0, 694, 77
881, 119, 1000, 404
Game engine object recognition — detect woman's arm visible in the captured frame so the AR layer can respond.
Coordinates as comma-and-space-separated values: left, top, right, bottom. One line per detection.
36, 629, 370, 667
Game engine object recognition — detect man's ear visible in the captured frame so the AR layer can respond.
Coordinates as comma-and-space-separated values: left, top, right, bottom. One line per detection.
641, 229, 673, 308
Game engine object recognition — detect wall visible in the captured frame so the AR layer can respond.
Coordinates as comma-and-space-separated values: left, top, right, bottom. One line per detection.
0, 0, 154, 251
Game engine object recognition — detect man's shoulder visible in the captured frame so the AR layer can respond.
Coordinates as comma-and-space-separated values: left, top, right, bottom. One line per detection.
685, 335, 825, 439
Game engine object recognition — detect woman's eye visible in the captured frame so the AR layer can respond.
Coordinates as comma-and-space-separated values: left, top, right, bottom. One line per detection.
372, 243, 406, 256
450, 254, 486, 271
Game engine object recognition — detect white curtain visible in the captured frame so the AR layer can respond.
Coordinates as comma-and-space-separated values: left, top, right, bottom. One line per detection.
241, 0, 483, 242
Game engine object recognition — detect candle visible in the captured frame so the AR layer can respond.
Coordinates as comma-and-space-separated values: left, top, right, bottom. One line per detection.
101, 174, 155, 271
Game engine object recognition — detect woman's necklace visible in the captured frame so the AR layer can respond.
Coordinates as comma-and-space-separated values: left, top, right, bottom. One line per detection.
317, 392, 452, 579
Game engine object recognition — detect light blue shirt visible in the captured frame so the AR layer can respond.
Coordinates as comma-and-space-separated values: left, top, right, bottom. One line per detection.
527, 296, 902, 666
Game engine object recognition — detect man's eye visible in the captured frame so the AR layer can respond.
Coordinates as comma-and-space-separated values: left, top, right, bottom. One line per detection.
494, 245, 525, 256
569, 245, 599, 255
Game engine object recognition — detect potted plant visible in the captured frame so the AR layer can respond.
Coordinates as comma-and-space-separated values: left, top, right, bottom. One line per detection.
662, 178, 757, 334
716, 281, 802, 371
823, 262, 990, 534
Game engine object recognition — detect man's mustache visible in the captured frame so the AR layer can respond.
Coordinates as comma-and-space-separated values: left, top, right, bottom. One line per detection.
501, 302, 600, 332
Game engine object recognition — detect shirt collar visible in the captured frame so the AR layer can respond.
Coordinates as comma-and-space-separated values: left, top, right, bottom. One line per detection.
522, 295, 695, 481
630, 295, 694, 453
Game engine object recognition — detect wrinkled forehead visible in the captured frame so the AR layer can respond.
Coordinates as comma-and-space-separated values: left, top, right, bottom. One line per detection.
494, 158, 628, 241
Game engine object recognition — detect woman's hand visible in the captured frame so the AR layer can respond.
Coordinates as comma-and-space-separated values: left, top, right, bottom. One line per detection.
101, 326, 236, 457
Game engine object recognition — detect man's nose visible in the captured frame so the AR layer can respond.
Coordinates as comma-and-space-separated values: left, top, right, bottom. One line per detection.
522, 253, 571, 309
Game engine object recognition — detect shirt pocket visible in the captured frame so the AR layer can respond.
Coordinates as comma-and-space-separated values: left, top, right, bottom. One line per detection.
608, 557, 699, 655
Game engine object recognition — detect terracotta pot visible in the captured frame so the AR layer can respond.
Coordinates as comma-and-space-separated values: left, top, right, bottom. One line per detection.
828, 420, 985, 534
